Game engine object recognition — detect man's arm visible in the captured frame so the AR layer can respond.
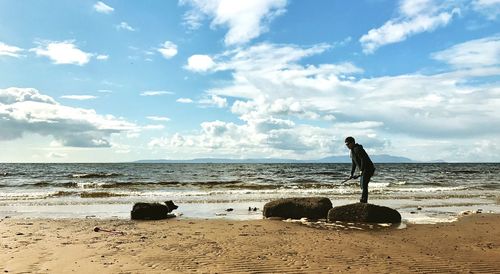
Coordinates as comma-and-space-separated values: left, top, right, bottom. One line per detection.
350, 158, 356, 177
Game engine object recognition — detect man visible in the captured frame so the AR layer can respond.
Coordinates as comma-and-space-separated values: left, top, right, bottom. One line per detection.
345, 136, 375, 203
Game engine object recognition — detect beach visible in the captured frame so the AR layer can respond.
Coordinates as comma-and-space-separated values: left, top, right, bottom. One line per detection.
1, 213, 499, 273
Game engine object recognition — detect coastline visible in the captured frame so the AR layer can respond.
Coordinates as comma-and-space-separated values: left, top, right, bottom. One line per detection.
1, 213, 499, 273
1, 197, 497, 224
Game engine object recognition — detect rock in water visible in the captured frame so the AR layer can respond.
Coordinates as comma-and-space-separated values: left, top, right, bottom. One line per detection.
327, 203, 401, 223
263, 197, 332, 219
131, 200, 178, 220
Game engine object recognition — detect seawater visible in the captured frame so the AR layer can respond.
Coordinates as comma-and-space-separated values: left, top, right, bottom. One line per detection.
0, 163, 499, 223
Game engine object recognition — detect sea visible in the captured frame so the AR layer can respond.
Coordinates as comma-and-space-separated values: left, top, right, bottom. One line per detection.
0, 163, 499, 224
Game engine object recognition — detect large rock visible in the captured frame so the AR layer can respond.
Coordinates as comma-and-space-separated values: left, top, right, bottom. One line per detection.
263, 197, 332, 219
327, 203, 401, 223
131, 200, 178, 220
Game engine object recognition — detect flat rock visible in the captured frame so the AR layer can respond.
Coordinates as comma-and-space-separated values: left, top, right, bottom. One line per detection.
327, 203, 401, 223
263, 197, 332, 219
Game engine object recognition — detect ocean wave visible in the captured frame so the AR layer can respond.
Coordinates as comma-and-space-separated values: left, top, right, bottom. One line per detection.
34, 181, 79, 188
380, 186, 470, 193
50, 191, 78, 197
308, 171, 345, 176
79, 192, 127, 198
48, 190, 127, 198
70, 173, 122, 179
467, 184, 500, 190
450, 170, 483, 174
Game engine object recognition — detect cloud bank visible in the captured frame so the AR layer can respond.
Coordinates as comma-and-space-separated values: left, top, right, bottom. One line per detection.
157, 37, 500, 160
0, 87, 137, 147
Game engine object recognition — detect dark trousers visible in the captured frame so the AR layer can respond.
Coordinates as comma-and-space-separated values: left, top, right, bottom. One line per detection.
359, 171, 373, 203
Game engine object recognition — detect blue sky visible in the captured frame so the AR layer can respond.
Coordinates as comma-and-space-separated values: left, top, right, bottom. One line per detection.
1, 0, 500, 162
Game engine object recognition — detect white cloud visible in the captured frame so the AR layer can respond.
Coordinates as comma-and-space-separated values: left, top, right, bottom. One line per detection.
158, 41, 178, 59
60, 95, 98, 100
431, 35, 500, 68
0, 42, 23, 57
0, 87, 137, 147
94, 1, 114, 14
96, 54, 109, 60
116, 22, 136, 31
140, 90, 174, 96
177, 98, 194, 103
180, 0, 288, 45
185, 54, 215, 72
0, 87, 57, 104
472, 0, 500, 20
186, 43, 332, 75
30, 40, 92, 65
359, 0, 459, 54
199, 94, 227, 108
146, 116, 171, 122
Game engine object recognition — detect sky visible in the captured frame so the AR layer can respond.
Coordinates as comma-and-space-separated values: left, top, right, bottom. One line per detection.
1, 0, 500, 163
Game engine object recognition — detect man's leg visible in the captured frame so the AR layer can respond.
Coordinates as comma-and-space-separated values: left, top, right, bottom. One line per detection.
359, 174, 370, 203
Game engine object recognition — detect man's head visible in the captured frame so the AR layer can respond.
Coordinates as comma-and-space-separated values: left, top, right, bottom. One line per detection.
345, 136, 355, 149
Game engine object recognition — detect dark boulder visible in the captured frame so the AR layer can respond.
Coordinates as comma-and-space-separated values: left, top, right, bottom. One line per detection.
131, 200, 178, 220
327, 203, 401, 223
263, 197, 332, 219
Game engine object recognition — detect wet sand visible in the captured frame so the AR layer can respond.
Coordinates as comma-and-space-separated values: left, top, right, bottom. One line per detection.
1, 214, 499, 273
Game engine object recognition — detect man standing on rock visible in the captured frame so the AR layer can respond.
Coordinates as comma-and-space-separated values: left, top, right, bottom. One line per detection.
345, 136, 375, 203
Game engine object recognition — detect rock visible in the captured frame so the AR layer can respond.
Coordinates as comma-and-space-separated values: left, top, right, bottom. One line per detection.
131, 200, 178, 220
327, 203, 401, 223
263, 197, 332, 219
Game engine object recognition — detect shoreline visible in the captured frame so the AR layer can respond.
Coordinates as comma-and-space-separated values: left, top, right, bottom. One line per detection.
1, 198, 497, 224
1, 213, 499, 273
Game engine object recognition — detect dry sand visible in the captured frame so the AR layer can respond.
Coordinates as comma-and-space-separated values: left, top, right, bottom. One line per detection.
1, 214, 499, 273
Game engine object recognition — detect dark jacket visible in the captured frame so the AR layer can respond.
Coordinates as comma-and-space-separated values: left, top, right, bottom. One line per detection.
350, 144, 375, 177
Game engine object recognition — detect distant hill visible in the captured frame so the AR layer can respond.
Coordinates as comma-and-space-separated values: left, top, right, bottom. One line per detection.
318, 154, 414, 163
134, 154, 416, 164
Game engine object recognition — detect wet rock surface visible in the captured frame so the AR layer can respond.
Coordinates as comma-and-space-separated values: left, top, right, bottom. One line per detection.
327, 203, 401, 223
263, 197, 332, 219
